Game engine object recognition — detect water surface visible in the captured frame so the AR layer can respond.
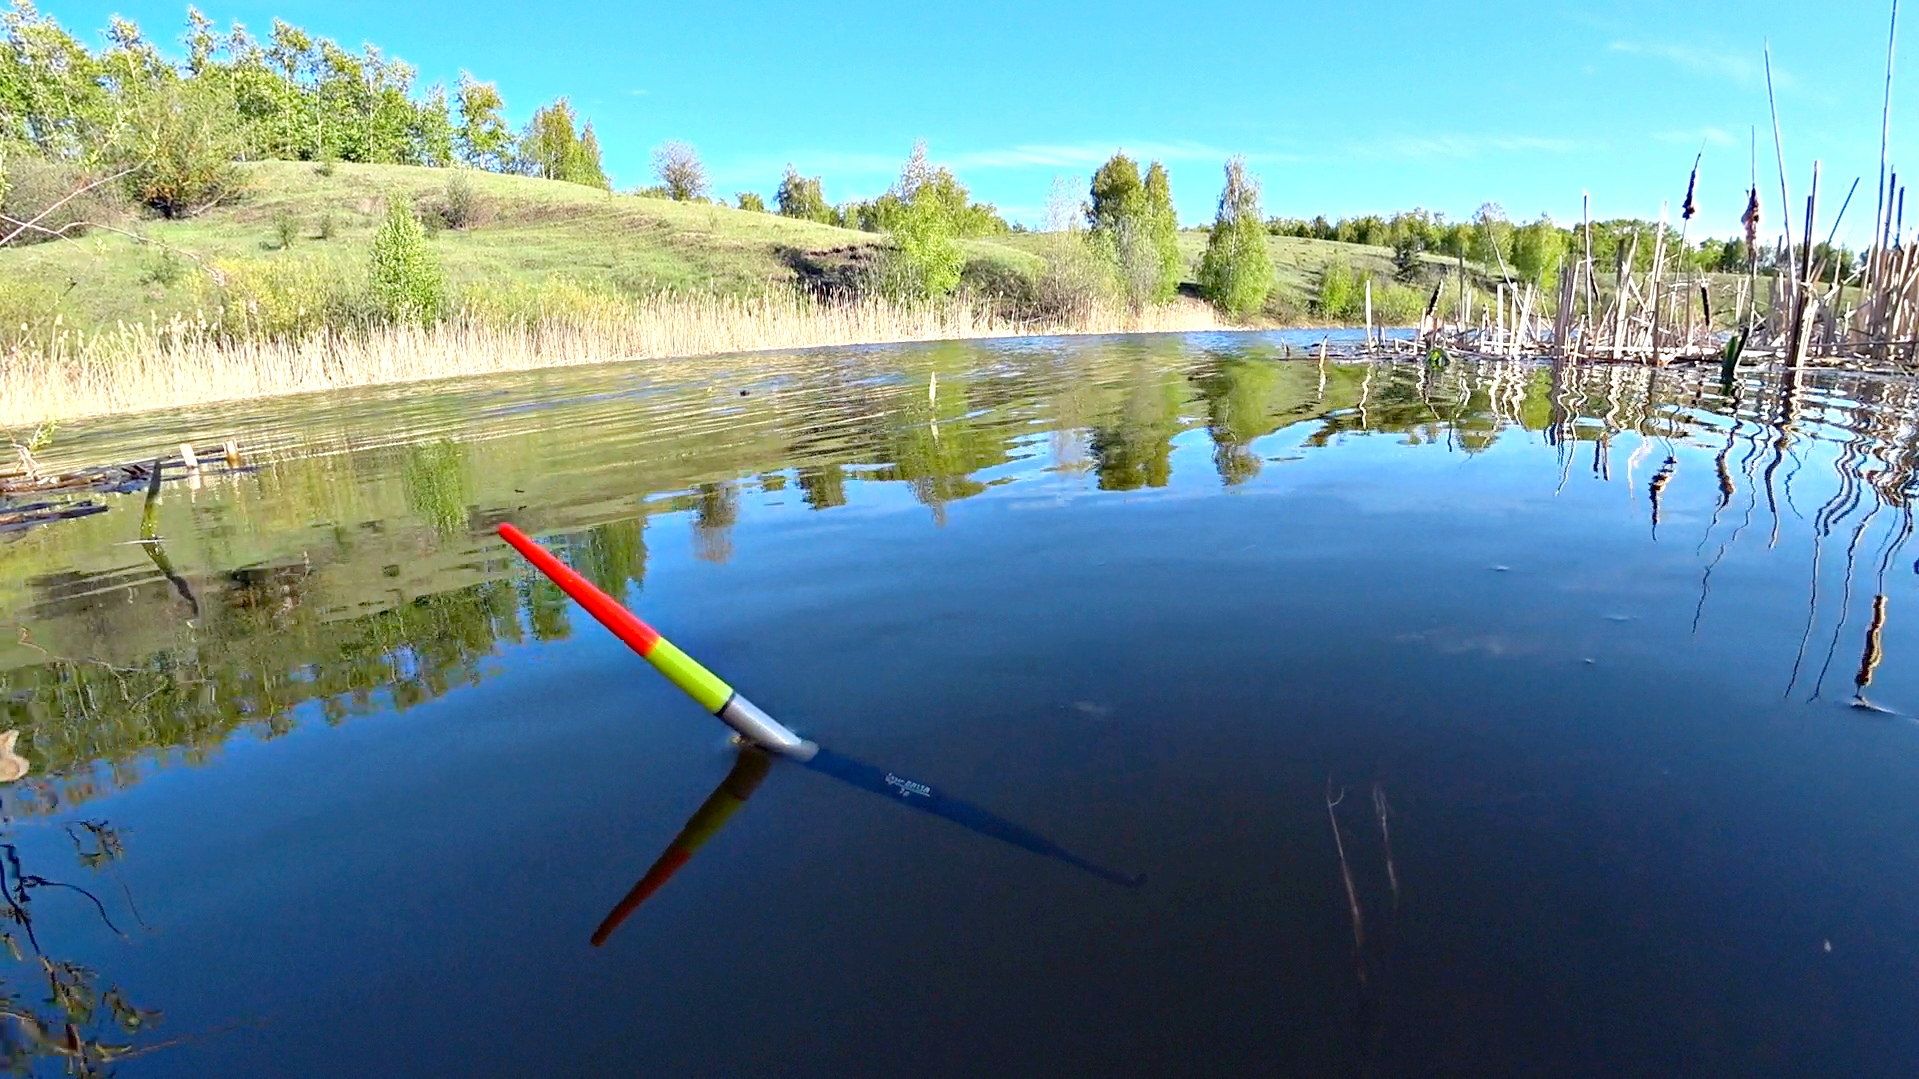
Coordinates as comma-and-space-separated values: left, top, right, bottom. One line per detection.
2, 331, 1917, 1077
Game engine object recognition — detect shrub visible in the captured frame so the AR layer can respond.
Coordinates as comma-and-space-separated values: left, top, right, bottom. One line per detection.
368, 202, 444, 325
433, 171, 485, 229
317, 211, 337, 240
736, 192, 766, 212
1316, 258, 1360, 319
958, 258, 1040, 320
0, 278, 62, 351
0, 155, 122, 246
273, 210, 297, 249
453, 276, 626, 327
120, 80, 245, 218
1373, 281, 1428, 325
139, 245, 185, 287
652, 140, 707, 201
1197, 157, 1274, 320
198, 256, 367, 341
1034, 233, 1119, 322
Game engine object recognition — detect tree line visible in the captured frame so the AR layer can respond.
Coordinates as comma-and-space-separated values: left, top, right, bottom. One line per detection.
0, 2, 609, 219
1268, 205, 1852, 285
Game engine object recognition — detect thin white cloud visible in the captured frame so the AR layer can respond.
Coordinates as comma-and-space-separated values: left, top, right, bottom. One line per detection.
947, 140, 1237, 170
1654, 127, 1740, 147
1349, 134, 1583, 159
1608, 40, 1787, 88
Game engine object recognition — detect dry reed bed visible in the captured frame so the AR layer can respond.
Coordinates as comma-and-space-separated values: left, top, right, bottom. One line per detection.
2, 294, 1221, 427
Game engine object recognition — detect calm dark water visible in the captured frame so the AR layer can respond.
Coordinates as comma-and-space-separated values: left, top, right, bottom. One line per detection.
3, 331, 1918, 1077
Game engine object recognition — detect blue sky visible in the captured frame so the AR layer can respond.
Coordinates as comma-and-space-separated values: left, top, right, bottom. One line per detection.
41, 0, 1915, 240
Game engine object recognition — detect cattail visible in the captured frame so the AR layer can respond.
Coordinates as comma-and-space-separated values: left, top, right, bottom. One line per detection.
1742, 186, 1762, 259
1682, 155, 1700, 221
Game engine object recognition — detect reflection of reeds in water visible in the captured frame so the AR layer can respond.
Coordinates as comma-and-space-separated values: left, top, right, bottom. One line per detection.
1328, 777, 1403, 1074
1325, 781, 1366, 983
0, 296, 1222, 427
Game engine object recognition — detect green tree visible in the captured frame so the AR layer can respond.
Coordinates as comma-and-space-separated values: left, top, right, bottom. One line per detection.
1088, 152, 1144, 232
883, 145, 965, 297
369, 200, 442, 324
736, 191, 765, 212
1, 1, 118, 159
1469, 202, 1513, 270
575, 121, 607, 188
776, 166, 830, 222
652, 139, 706, 201
890, 184, 964, 297
1142, 161, 1181, 303
1510, 214, 1567, 288
455, 74, 510, 170
1196, 156, 1273, 320
517, 98, 606, 188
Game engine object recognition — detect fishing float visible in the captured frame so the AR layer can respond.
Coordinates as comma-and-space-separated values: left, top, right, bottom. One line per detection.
496, 521, 1142, 939
498, 522, 816, 759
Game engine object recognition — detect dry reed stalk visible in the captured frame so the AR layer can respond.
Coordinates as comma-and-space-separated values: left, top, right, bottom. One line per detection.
0, 295, 1222, 426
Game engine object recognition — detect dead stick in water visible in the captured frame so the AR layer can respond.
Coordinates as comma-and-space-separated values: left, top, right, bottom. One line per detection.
1855, 594, 1889, 699
1327, 779, 1366, 985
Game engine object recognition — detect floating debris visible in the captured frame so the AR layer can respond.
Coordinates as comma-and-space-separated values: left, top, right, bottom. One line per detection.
0, 731, 29, 784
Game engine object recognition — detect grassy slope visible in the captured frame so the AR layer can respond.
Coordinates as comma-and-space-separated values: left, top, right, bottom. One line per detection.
1, 161, 1033, 332
4, 160, 1437, 333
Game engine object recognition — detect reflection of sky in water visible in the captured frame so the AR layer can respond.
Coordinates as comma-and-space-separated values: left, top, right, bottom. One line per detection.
0, 336, 1917, 1076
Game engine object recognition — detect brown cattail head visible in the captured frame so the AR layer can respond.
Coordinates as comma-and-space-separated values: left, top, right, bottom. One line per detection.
1742, 187, 1762, 257
1682, 157, 1700, 221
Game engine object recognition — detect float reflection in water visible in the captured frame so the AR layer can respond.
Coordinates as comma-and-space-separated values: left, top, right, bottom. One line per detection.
593, 739, 1144, 946
494, 522, 1141, 944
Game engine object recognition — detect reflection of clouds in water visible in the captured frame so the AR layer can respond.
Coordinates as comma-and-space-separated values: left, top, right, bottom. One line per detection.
1395, 628, 1540, 658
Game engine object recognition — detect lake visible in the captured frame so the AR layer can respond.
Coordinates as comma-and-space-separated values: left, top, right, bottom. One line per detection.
2, 331, 1917, 1077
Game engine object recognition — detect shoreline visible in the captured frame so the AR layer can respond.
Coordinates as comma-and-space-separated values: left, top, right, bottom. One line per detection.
2, 295, 1226, 429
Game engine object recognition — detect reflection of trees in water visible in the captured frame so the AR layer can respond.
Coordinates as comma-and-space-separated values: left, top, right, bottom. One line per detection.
0, 818, 161, 1075
692, 483, 738, 564
400, 440, 472, 538
1193, 359, 1279, 486
2, 574, 527, 808
1090, 367, 1182, 491
573, 517, 647, 600
795, 465, 846, 510
13, 350, 1919, 808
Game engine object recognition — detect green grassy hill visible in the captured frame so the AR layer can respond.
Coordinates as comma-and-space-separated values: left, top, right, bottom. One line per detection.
0, 161, 1028, 333
2, 160, 1449, 334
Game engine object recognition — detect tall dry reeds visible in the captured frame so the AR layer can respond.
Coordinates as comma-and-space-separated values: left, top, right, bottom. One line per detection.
1, 293, 1220, 427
